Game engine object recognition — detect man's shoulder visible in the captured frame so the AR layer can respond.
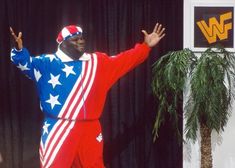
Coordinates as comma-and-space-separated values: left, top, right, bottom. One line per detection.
92, 52, 109, 58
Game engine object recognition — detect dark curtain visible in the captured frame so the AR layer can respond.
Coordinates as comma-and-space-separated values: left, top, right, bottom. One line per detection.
0, 0, 183, 167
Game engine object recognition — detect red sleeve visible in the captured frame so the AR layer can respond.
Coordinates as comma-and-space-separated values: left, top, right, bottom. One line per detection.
96, 43, 151, 89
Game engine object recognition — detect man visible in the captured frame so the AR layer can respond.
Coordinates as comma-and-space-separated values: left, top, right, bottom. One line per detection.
10, 23, 165, 168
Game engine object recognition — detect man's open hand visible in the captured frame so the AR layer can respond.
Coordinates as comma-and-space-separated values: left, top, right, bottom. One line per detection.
142, 23, 165, 48
10, 27, 23, 50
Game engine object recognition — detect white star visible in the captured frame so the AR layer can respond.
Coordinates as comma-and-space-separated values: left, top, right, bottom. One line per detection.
45, 54, 56, 62
62, 64, 76, 77
34, 69, 42, 82
43, 121, 50, 135
10, 52, 16, 61
46, 94, 61, 109
48, 74, 62, 88
17, 63, 30, 71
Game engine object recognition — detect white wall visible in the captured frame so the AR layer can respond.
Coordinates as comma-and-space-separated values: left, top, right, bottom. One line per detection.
183, 0, 235, 167
212, 104, 235, 168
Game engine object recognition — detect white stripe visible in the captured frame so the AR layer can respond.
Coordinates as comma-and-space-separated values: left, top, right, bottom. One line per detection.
45, 121, 75, 168
76, 26, 83, 33
40, 156, 43, 166
64, 60, 92, 118
61, 28, 71, 39
72, 54, 98, 119
40, 139, 44, 154
39, 142, 43, 160
42, 121, 69, 166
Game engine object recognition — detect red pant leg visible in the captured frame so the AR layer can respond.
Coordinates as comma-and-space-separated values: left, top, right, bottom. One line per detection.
72, 120, 105, 168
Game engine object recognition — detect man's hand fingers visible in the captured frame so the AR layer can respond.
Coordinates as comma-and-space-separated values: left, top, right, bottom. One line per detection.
18, 32, 22, 39
10, 27, 14, 34
159, 33, 166, 40
153, 23, 159, 33
158, 28, 165, 36
141, 30, 148, 36
10, 27, 22, 41
156, 24, 163, 34
9, 27, 23, 50
10, 27, 18, 40
10, 27, 13, 33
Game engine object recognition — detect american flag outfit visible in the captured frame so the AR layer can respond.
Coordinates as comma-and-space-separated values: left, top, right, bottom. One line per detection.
11, 30, 151, 168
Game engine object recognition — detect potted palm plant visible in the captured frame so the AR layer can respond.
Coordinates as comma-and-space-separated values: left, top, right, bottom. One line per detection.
152, 47, 235, 168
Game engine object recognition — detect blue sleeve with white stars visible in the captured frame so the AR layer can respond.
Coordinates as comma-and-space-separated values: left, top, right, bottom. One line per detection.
10, 48, 44, 81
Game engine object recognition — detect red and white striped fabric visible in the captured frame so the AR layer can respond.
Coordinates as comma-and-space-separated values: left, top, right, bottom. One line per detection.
56, 25, 83, 43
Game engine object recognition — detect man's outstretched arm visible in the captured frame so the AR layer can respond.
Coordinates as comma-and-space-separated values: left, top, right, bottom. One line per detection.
100, 22, 166, 88
9, 27, 38, 80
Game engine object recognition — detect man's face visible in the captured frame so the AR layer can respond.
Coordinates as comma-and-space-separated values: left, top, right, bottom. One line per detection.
66, 34, 86, 53
60, 34, 86, 60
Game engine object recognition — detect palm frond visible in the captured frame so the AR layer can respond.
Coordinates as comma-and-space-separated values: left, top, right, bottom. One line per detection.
152, 49, 196, 141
